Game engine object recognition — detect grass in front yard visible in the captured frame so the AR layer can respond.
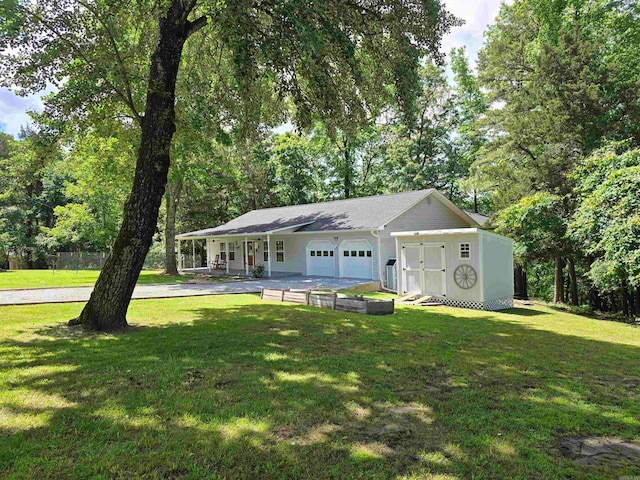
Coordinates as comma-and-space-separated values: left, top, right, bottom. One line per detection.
0, 296, 639, 479
0, 269, 191, 289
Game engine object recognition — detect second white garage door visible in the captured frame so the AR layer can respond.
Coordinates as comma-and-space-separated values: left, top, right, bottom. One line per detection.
306, 241, 336, 277
339, 240, 374, 279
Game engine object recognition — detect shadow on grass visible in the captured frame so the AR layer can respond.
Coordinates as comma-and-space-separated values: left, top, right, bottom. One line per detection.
501, 307, 549, 317
1, 301, 639, 478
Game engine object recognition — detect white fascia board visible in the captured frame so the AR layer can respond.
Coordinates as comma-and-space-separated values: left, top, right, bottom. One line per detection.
176, 230, 217, 239
390, 228, 514, 243
391, 228, 479, 237
287, 228, 376, 235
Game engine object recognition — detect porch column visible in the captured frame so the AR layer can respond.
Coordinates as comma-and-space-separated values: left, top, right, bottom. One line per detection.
206, 238, 211, 270
177, 239, 182, 271
225, 239, 229, 274
244, 236, 249, 275
267, 234, 272, 277
395, 237, 402, 294
192, 239, 196, 269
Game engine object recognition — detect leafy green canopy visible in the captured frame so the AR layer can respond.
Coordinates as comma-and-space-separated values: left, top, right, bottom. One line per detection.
1, 0, 460, 136
571, 144, 640, 292
468, 0, 640, 209
495, 193, 569, 265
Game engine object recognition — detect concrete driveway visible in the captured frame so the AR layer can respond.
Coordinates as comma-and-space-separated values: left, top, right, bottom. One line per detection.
0, 276, 373, 306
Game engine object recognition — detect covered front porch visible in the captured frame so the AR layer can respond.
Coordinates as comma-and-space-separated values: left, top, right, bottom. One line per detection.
175, 233, 283, 277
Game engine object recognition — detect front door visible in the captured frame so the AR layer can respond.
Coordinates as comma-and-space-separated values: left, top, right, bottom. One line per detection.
401, 243, 446, 296
245, 241, 254, 267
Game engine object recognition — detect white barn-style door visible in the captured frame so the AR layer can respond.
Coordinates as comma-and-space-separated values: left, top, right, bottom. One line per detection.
401, 243, 446, 296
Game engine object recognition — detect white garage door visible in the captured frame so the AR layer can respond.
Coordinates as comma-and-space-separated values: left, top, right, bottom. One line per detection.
306, 241, 336, 277
340, 240, 373, 279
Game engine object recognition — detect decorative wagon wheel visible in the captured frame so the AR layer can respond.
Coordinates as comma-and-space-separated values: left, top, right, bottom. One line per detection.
454, 264, 477, 289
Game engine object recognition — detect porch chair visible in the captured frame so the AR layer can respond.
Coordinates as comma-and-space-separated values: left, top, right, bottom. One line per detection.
209, 254, 226, 270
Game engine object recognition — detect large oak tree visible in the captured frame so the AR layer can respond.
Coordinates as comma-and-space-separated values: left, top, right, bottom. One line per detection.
1, 0, 458, 330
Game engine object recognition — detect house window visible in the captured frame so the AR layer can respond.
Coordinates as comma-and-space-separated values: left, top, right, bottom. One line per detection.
330, 251, 334, 257
228, 242, 235, 261
460, 243, 470, 260
276, 241, 285, 263
366, 251, 372, 257
310, 251, 316, 256
344, 251, 349, 257
220, 242, 226, 261
263, 241, 269, 262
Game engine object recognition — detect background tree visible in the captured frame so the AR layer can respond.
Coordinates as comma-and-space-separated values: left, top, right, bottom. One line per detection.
571, 143, 640, 316
464, 0, 640, 307
0, 129, 66, 268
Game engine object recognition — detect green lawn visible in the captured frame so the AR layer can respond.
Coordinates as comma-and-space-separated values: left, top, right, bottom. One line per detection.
1, 296, 639, 479
0, 269, 191, 289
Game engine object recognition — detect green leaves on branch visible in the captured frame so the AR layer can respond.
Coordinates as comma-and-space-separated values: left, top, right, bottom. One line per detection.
571, 145, 640, 292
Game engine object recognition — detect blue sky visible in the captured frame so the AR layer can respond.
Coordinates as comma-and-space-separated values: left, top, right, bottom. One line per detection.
0, 0, 508, 137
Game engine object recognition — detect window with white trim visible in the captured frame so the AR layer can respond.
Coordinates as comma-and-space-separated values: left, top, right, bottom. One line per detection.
263, 241, 269, 262
460, 243, 470, 260
219, 242, 226, 261
228, 242, 235, 261
276, 240, 285, 263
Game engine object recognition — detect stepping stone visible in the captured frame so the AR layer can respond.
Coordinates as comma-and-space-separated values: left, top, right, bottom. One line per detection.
560, 437, 640, 467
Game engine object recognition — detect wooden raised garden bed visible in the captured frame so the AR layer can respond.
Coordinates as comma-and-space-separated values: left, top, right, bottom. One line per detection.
282, 290, 310, 305
261, 288, 394, 315
308, 292, 337, 309
335, 294, 395, 315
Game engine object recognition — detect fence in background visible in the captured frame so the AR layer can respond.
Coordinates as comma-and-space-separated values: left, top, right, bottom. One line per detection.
52, 252, 108, 270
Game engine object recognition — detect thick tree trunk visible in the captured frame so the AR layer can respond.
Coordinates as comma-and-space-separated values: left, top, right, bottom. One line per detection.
608, 292, 617, 312
589, 287, 601, 311
554, 257, 564, 304
514, 264, 528, 299
567, 257, 579, 306
72, 1, 194, 331
164, 176, 183, 276
621, 286, 629, 318
635, 287, 640, 316
344, 146, 351, 199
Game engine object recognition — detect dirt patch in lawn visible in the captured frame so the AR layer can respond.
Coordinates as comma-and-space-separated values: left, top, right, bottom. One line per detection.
560, 437, 640, 468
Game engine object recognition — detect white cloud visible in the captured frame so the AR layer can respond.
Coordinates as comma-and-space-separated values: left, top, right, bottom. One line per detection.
441, 0, 512, 67
0, 87, 48, 137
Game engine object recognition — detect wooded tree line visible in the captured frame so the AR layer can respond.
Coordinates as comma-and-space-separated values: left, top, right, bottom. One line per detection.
1, 51, 480, 272
1, 0, 639, 327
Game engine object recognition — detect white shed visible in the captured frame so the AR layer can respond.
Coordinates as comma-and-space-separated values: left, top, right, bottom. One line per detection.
392, 228, 514, 311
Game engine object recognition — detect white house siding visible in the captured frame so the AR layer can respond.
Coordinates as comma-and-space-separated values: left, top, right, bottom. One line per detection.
204, 231, 377, 279
278, 231, 379, 279
481, 232, 514, 302
380, 195, 471, 285
394, 233, 482, 302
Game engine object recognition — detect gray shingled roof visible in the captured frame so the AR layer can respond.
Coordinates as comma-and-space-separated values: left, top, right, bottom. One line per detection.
463, 209, 490, 225
177, 189, 480, 238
